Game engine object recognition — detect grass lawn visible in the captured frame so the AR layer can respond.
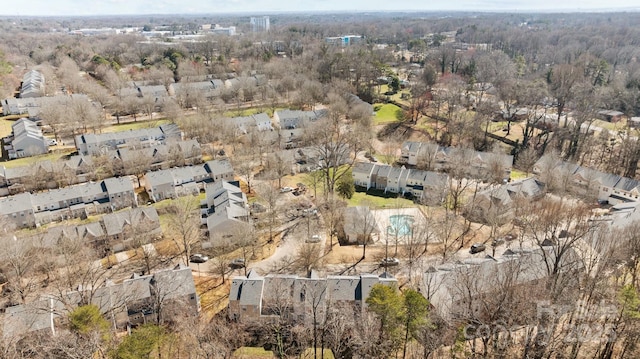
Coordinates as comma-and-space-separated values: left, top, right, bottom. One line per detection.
592, 119, 625, 132
223, 106, 287, 118
232, 347, 275, 358
373, 103, 402, 125
0, 149, 75, 168
347, 191, 414, 208
195, 277, 231, 319
378, 84, 411, 106
102, 119, 171, 133
300, 349, 335, 359
487, 120, 509, 133
0, 118, 14, 138
510, 169, 531, 180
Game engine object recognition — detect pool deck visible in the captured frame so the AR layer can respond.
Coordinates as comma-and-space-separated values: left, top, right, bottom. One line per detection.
372, 207, 427, 246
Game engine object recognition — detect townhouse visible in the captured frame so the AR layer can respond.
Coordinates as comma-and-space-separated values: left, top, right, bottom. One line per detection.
20, 70, 45, 98
0, 177, 136, 228
466, 177, 546, 224
143, 158, 233, 202
398, 141, 513, 181
201, 180, 251, 244
117, 83, 168, 103
75, 123, 182, 155
274, 109, 328, 149
2, 94, 89, 117
110, 139, 202, 175
228, 112, 274, 134
228, 270, 396, 323
169, 80, 224, 101
21, 207, 161, 253
203, 158, 234, 182
533, 155, 640, 205
0, 154, 95, 195
144, 166, 209, 202
4, 118, 49, 159
352, 161, 448, 204
2, 264, 199, 339
422, 246, 583, 321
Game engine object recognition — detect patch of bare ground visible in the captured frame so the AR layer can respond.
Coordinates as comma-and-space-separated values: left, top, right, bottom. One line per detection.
322, 245, 387, 265
195, 275, 231, 320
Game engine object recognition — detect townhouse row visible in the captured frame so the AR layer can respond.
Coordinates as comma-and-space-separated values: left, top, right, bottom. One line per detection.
0, 177, 136, 229
399, 141, 513, 181
352, 161, 449, 205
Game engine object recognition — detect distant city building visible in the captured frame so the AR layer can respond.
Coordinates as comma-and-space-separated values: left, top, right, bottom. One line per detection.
250, 16, 270, 32
210, 25, 236, 36
325, 35, 363, 46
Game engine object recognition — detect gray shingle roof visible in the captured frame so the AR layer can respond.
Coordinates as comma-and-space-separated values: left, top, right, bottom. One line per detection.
204, 159, 234, 177
102, 207, 160, 236
102, 177, 134, 195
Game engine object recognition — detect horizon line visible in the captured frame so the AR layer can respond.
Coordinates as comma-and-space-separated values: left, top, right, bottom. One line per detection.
2, 8, 640, 18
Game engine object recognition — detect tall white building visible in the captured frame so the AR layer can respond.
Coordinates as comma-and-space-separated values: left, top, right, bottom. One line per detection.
250, 16, 270, 32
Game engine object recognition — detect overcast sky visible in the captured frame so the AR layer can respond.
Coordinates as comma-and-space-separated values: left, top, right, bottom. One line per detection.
2, 0, 639, 16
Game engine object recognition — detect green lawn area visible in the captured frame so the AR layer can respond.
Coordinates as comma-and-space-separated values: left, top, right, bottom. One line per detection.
0, 118, 14, 138
301, 348, 335, 359
347, 191, 415, 208
415, 121, 436, 137
592, 119, 625, 132
510, 169, 531, 180
373, 103, 402, 125
102, 119, 171, 133
223, 106, 287, 118
232, 347, 275, 358
488, 120, 509, 133
378, 84, 411, 106
0, 149, 75, 168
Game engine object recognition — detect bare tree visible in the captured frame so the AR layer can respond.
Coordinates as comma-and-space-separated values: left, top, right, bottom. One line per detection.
166, 195, 202, 266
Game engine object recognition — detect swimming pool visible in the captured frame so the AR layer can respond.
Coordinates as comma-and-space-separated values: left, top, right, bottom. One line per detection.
387, 214, 415, 237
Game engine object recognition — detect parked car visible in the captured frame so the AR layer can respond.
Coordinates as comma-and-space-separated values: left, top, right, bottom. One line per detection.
470, 243, 486, 254
280, 187, 293, 193
230, 258, 246, 268
380, 257, 400, 267
306, 234, 321, 243
189, 253, 209, 263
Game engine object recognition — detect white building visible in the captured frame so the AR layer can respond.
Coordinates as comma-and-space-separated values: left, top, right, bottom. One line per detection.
250, 16, 270, 32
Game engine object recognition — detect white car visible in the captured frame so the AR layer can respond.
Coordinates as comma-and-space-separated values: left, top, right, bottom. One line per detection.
380, 258, 400, 267
189, 253, 209, 263
306, 234, 321, 243
280, 187, 293, 193
47, 139, 58, 146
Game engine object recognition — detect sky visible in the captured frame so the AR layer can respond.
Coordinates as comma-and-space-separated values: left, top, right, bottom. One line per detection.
2, 0, 639, 16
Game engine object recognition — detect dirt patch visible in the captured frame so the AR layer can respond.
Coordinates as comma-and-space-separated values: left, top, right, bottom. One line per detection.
195, 275, 231, 319
322, 244, 387, 265
376, 122, 415, 141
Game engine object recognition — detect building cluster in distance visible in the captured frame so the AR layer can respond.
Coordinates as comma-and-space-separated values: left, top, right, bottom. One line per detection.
250, 16, 270, 32
325, 35, 363, 46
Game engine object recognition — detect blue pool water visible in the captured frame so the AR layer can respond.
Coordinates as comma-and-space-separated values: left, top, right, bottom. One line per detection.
387, 214, 415, 237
